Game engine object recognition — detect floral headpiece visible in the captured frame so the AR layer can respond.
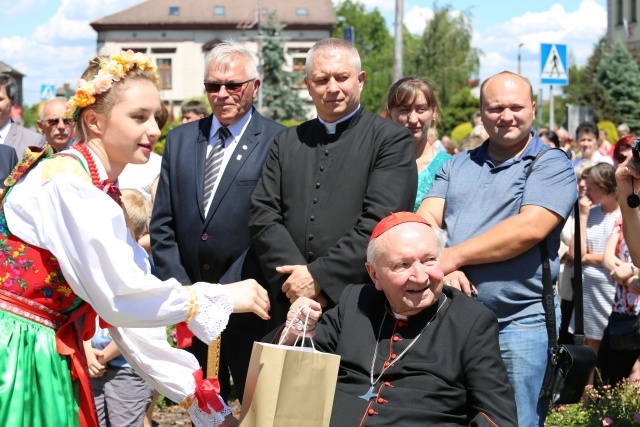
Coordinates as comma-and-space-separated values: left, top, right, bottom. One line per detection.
66, 50, 159, 121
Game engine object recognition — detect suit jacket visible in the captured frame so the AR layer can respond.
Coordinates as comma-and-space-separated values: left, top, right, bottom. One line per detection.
151, 109, 285, 294
4, 122, 45, 158
0, 144, 17, 188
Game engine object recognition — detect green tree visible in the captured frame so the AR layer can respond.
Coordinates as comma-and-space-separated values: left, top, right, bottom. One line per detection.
22, 103, 40, 129
333, 0, 393, 112
597, 38, 640, 132
440, 86, 478, 137
261, 10, 305, 121
562, 37, 618, 124
405, 4, 480, 107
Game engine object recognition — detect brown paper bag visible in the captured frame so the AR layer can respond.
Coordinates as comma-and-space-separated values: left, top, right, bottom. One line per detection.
239, 341, 340, 427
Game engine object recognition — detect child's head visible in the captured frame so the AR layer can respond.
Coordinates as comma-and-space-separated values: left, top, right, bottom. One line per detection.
575, 122, 598, 160
120, 188, 152, 240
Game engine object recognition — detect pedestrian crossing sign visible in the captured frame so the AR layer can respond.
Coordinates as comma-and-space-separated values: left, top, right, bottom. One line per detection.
540, 43, 568, 85
40, 84, 56, 101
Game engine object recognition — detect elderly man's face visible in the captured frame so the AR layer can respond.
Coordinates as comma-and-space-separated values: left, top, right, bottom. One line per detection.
481, 73, 535, 148
304, 48, 365, 123
205, 55, 259, 127
366, 223, 444, 316
37, 100, 74, 150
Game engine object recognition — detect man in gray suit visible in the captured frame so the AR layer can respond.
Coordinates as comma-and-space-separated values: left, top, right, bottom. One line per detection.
151, 40, 285, 401
0, 74, 45, 158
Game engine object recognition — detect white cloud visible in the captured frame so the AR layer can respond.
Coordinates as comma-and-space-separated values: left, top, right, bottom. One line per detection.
404, 5, 433, 35
477, 0, 607, 85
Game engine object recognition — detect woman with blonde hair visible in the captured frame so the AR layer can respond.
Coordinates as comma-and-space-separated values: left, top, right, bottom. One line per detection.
0, 51, 269, 427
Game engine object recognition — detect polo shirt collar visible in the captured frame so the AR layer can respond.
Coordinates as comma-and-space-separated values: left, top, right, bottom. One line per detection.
470, 131, 543, 169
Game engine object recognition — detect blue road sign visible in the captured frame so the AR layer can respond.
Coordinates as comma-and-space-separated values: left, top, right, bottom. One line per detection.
40, 84, 56, 101
540, 43, 568, 85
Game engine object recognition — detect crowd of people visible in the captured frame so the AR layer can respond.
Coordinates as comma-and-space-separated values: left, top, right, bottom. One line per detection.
0, 36, 638, 427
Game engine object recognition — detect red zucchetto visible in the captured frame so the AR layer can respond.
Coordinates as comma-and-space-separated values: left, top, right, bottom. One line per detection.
370, 212, 431, 241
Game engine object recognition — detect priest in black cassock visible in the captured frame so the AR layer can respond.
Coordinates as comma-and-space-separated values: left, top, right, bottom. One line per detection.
250, 38, 417, 326
275, 213, 518, 426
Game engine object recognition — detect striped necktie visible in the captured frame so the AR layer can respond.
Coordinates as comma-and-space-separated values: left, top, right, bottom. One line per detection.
203, 127, 231, 211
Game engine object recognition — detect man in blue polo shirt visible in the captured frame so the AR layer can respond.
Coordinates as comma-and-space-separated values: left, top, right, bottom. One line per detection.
417, 71, 577, 427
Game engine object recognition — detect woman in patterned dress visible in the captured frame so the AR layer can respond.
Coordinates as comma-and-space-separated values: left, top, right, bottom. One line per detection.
386, 77, 451, 213
0, 51, 269, 427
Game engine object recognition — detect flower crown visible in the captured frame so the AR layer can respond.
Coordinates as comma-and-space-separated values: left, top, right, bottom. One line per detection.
66, 50, 159, 121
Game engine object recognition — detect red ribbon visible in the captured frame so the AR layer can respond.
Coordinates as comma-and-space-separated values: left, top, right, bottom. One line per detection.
193, 368, 224, 413
101, 179, 122, 206
175, 321, 194, 348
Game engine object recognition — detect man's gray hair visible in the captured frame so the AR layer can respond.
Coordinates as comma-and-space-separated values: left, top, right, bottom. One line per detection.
0, 74, 18, 104
366, 224, 447, 266
39, 98, 67, 120
204, 40, 259, 80
305, 38, 361, 77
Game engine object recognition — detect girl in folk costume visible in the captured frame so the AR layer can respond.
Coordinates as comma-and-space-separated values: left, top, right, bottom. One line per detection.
0, 51, 269, 427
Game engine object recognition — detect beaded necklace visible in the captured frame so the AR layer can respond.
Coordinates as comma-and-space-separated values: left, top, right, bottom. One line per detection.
74, 143, 122, 206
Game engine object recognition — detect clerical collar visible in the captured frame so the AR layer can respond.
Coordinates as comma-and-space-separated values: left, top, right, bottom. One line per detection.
318, 105, 360, 134
390, 309, 408, 320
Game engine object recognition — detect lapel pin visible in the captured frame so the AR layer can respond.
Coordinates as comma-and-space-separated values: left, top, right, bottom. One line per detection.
236, 154, 243, 160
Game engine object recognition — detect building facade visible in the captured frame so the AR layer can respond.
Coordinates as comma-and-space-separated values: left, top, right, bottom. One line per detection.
608, 0, 640, 47
91, 0, 335, 119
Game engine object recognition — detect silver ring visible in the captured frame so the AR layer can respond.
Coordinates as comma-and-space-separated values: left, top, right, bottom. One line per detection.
295, 320, 304, 331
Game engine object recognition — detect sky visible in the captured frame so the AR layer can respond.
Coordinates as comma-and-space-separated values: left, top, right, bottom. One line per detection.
0, 0, 608, 105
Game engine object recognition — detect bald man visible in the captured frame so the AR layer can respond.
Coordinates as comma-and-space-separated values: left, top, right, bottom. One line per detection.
418, 71, 577, 426
37, 99, 74, 151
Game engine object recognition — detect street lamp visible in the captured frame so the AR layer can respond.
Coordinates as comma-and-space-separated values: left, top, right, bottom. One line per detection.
518, 43, 524, 75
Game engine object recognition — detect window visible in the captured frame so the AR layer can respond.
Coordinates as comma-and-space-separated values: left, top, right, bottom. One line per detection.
151, 47, 177, 54
169, 6, 180, 16
632, 0, 638, 23
214, 6, 225, 15
123, 47, 147, 53
157, 58, 172, 90
617, 0, 624, 25
293, 58, 306, 88
296, 8, 308, 16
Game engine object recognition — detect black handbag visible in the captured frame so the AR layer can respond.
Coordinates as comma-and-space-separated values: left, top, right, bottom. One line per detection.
539, 194, 597, 404
608, 312, 640, 350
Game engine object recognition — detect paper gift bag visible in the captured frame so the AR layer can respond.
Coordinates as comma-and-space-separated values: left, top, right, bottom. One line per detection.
239, 341, 340, 427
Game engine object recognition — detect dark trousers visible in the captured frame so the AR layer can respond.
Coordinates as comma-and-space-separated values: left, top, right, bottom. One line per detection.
596, 324, 640, 386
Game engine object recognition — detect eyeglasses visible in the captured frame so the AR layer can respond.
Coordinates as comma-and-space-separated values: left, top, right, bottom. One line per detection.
204, 79, 255, 94
45, 118, 73, 126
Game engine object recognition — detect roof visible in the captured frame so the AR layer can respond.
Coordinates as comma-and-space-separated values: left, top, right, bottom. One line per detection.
0, 61, 25, 77
91, 0, 335, 31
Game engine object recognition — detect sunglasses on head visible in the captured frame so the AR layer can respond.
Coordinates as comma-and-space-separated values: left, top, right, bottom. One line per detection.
45, 118, 73, 126
203, 79, 254, 94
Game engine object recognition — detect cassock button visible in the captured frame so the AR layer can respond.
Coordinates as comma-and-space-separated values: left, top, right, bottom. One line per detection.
308, 234, 314, 240
367, 409, 378, 416
377, 398, 385, 404
202, 264, 210, 271
324, 149, 329, 156
308, 251, 314, 257
397, 321, 406, 327
383, 361, 390, 368
320, 166, 324, 171
392, 335, 400, 342
316, 182, 320, 188
313, 198, 318, 204
384, 381, 391, 386
201, 233, 209, 241
390, 353, 397, 360
310, 215, 315, 221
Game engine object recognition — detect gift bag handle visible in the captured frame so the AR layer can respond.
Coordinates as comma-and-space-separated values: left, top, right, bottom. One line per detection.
278, 304, 317, 351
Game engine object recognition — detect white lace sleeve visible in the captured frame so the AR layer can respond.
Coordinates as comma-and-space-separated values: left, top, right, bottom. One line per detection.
187, 398, 233, 427
186, 283, 234, 345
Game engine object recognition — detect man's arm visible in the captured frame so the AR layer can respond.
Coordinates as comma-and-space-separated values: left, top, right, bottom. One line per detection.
464, 310, 518, 426
250, 134, 309, 286
150, 134, 191, 284
440, 204, 563, 274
